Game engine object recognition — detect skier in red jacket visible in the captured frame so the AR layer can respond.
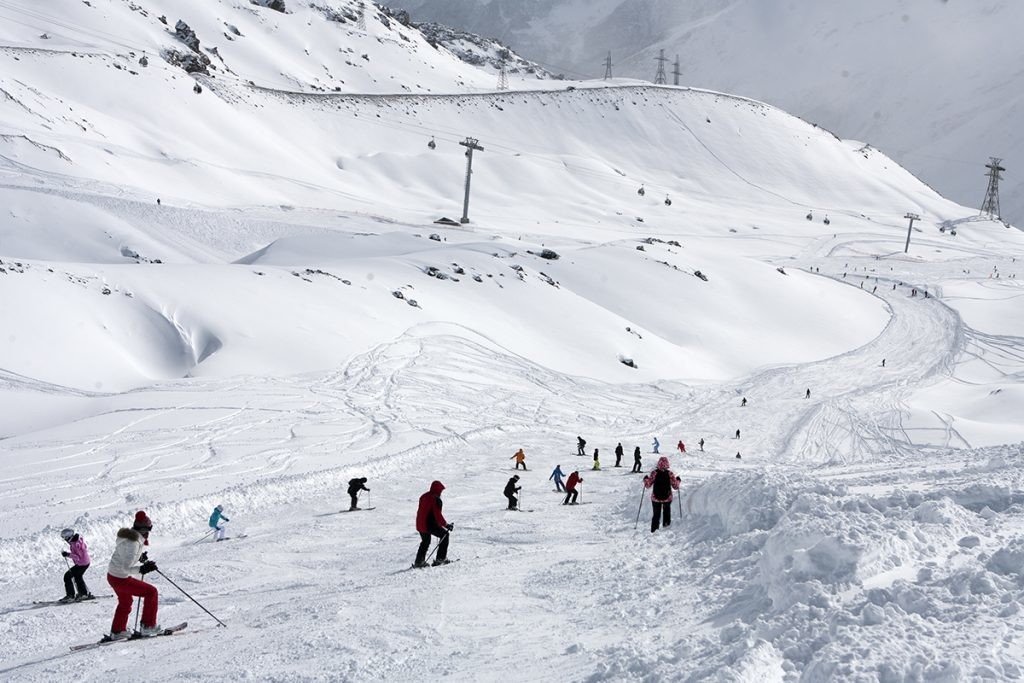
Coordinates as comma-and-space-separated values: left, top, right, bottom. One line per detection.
414, 481, 453, 567
562, 471, 582, 505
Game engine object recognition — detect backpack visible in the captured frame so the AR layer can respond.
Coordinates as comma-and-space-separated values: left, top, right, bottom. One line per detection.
653, 469, 672, 499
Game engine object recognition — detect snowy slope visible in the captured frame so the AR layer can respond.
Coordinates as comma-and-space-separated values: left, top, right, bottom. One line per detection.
1, 1, 1024, 681
395, 0, 1024, 226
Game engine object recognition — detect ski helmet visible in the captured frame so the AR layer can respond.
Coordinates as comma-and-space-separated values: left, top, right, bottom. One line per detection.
215, 504, 223, 511
60, 528, 75, 541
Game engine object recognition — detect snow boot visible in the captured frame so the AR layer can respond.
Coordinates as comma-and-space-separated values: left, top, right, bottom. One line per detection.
412, 561, 430, 569
75, 593, 95, 602
106, 630, 131, 642
58, 595, 76, 604
432, 558, 451, 567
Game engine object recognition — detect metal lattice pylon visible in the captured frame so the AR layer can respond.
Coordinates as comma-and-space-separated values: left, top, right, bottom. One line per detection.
497, 62, 508, 90
653, 49, 668, 85
980, 156, 1005, 219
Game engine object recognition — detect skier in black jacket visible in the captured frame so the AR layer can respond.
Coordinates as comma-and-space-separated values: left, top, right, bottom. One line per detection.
632, 446, 642, 473
614, 442, 624, 467
504, 475, 521, 510
347, 477, 370, 511
577, 436, 586, 456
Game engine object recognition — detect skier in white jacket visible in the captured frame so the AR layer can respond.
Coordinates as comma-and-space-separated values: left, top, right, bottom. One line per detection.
105, 511, 161, 640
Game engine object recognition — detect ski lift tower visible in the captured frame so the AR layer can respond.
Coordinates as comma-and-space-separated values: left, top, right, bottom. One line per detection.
980, 157, 1005, 220
459, 138, 484, 224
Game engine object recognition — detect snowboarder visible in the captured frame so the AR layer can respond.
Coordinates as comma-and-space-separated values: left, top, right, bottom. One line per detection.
511, 448, 527, 470
735, 429, 741, 439
643, 457, 680, 533
698, 438, 704, 452
652, 437, 660, 454
550, 465, 566, 492
592, 449, 601, 470
577, 436, 586, 456
504, 475, 521, 510
563, 471, 582, 505
614, 442, 624, 467
414, 481, 453, 568
805, 388, 811, 399
208, 504, 230, 541
632, 446, 642, 473
741, 397, 747, 407
347, 477, 370, 511
59, 528, 93, 603
106, 511, 161, 640
677, 440, 686, 454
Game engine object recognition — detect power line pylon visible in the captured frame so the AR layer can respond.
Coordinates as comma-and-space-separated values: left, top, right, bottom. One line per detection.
497, 61, 508, 90
603, 51, 613, 80
673, 54, 681, 86
653, 49, 668, 85
980, 157, 1005, 219
356, 1, 366, 31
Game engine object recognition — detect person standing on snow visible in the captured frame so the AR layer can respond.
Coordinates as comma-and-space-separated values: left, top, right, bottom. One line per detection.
614, 442, 624, 467
550, 465, 566, 492
577, 436, 586, 456
735, 429, 741, 439
208, 504, 230, 541
805, 388, 811, 399
414, 481, 453, 567
59, 528, 93, 603
504, 475, 522, 510
677, 440, 686, 454
511, 448, 527, 471
592, 449, 601, 470
643, 457, 681, 533
106, 511, 161, 640
698, 438, 705, 452
741, 397, 747, 407
652, 437, 660, 454
632, 446, 643, 473
347, 477, 370, 511
563, 471, 583, 505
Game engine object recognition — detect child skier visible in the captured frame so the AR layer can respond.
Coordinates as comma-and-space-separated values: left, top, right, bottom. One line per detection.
504, 475, 521, 510
632, 446, 642, 473
347, 477, 370, 511
652, 437, 660, 454
592, 449, 601, 470
563, 471, 583, 505
511, 448, 527, 470
643, 457, 681, 533
414, 481, 453, 568
677, 440, 686, 454
550, 465, 565, 492
208, 504, 230, 541
106, 511, 160, 640
59, 528, 93, 602
614, 442, 624, 467
577, 436, 586, 456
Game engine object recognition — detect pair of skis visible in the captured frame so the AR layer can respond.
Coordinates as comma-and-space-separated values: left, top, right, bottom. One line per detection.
70, 622, 188, 652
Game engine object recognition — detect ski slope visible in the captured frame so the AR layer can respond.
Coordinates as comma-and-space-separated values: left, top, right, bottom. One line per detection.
1, 0, 1024, 680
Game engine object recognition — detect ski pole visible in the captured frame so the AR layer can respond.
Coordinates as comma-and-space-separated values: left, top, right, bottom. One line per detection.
633, 485, 645, 529
133, 576, 144, 632
193, 528, 217, 545
425, 531, 449, 563
155, 569, 227, 628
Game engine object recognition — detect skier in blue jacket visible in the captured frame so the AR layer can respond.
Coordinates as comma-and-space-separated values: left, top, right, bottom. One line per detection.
209, 505, 230, 541
549, 465, 566, 492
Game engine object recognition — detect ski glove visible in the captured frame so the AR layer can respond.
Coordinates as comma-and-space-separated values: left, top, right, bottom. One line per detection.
61, 551, 71, 558
139, 552, 149, 563
445, 523, 454, 531
140, 560, 158, 575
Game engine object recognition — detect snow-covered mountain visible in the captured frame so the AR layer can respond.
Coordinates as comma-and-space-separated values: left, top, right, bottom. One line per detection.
395, 0, 1024, 226
2, 0, 1024, 680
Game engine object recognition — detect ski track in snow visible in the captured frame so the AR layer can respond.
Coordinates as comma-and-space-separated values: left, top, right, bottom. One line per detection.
2, 233, 1024, 679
